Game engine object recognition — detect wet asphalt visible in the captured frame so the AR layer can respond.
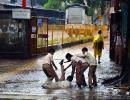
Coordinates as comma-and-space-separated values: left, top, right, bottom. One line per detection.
0, 38, 130, 100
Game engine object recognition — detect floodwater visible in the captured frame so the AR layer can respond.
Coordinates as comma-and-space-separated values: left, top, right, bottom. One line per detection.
0, 39, 130, 99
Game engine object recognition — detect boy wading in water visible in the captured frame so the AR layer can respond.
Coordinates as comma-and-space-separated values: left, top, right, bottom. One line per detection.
81, 47, 97, 89
59, 59, 65, 81
42, 48, 59, 82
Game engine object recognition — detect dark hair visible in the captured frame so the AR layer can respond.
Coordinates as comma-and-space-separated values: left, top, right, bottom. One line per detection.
82, 47, 88, 52
48, 48, 55, 53
98, 30, 102, 34
65, 53, 72, 59
67, 75, 73, 82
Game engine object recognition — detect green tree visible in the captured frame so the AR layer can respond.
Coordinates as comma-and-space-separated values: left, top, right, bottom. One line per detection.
66, 0, 84, 4
43, 0, 85, 10
87, 0, 107, 15
43, 0, 107, 15
44, 0, 65, 10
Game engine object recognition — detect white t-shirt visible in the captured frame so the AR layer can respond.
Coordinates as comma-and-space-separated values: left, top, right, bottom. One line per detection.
85, 52, 97, 65
43, 53, 53, 65
76, 52, 97, 65
71, 55, 86, 63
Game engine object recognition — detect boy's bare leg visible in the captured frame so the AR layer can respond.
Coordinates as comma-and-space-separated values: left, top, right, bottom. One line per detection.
82, 74, 87, 87
60, 65, 65, 81
98, 56, 101, 63
71, 65, 75, 78
59, 59, 65, 81
88, 66, 93, 88
92, 65, 97, 86
54, 72, 59, 82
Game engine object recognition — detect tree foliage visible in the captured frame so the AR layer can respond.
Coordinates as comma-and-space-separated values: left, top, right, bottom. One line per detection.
44, 0, 65, 10
87, 0, 107, 15
43, 0, 85, 10
67, 0, 84, 4
43, 0, 107, 15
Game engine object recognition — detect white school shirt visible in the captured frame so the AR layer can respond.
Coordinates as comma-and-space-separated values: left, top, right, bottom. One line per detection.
85, 52, 97, 65
71, 55, 86, 63
43, 53, 53, 65
76, 52, 97, 66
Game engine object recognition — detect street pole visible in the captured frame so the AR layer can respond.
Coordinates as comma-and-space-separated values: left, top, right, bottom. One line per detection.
30, 0, 33, 9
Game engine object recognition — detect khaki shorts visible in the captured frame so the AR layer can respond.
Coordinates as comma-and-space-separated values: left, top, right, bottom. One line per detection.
42, 64, 55, 79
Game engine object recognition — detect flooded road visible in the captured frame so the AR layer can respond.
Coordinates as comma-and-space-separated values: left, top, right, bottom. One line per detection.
0, 39, 130, 99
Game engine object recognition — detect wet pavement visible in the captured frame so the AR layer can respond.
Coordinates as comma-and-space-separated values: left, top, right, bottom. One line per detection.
0, 38, 130, 100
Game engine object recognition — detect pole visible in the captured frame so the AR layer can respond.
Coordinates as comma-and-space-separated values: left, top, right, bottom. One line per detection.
47, 18, 49, 52
62, 25, 64, 44
30, 0, 33, 9
52, 24, 54, 46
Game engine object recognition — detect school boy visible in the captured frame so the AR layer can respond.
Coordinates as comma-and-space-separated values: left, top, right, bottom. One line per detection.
42, 48, 59, 82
